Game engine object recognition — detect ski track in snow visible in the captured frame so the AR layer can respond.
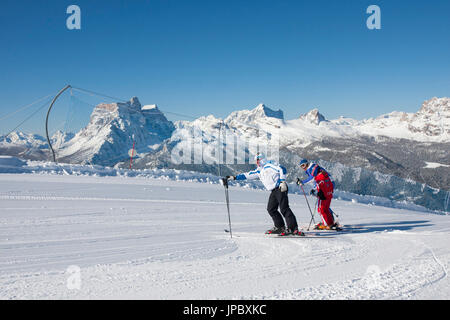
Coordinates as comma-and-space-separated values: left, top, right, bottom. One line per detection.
0, 174, 449, 299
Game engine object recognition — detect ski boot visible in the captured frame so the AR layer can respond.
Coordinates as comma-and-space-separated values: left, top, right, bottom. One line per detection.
314, 222, 330, 230
265, 226, 285, 235
330, 223, 343, 231
280, 228, 305, 237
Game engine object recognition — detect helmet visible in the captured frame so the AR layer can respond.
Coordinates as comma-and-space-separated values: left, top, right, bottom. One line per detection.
299, 159, 309, 167
254, 153, 266, 167
254, 153, 265, 161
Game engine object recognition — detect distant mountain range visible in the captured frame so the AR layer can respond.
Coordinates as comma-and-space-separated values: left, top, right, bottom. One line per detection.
1, 97, 449, 212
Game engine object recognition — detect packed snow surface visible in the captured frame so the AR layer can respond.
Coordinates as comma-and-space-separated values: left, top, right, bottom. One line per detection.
0, 172, 449, 299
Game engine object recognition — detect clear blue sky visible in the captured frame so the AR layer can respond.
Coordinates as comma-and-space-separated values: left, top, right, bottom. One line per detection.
0, 0, 449, 134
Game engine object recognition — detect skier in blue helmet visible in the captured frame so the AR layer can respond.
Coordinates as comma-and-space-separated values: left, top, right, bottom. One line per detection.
297, 159, 338, 230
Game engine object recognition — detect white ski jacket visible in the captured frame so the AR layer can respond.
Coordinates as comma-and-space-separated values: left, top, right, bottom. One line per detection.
235, 160, 286, 191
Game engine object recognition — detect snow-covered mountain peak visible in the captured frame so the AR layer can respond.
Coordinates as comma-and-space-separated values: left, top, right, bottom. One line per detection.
347, 97, 449, 141
51, 131, 75, 149
299, 108, 327, 125
176, 114, 223, 132
122, 96, 141, 112
142, 104, 158, 111
254, 103, 284, 120
0, 131, 46, 146
130, 96, 141, 107
95, 97, 142, 115
408, 97, 450, 137
56, 97, 175, 165
224, 103, 284, 126
417, 97, 450, 116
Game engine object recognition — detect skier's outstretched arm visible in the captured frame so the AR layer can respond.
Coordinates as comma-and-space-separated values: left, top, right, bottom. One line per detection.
301, 175, 314, 185
235, 169, 260, 181
300, 164, 320, 185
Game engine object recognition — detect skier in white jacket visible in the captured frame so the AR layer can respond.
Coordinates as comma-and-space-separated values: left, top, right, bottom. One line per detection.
226, 154, 302, 236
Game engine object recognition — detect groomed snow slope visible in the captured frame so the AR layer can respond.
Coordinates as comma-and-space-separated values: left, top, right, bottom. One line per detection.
0, 173, 449, 300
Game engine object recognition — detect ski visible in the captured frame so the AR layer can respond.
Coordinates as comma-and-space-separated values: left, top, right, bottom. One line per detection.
229, 232, 333, 239
308, 225, 368, 235
311, 223, 345, 231
266, 233, 334, 239
274, 235, 334, 239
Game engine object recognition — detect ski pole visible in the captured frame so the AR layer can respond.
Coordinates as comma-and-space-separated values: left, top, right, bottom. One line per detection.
330, 208, 339, 218
297, 180, 316, 230
330, 208, 340, 226
308, 198, 318, 231
221, 177, 233, 238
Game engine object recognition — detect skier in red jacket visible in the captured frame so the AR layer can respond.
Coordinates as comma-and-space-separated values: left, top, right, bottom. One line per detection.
296, 159, 338, 230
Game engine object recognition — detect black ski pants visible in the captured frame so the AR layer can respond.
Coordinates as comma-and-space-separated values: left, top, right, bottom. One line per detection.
267, 187, 298, 230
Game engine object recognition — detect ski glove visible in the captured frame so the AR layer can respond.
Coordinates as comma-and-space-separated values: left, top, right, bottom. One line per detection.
317, 190, 326, 200
226, 175, 236, 181
279, 181, 288, 192
296, 178, 303, 186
